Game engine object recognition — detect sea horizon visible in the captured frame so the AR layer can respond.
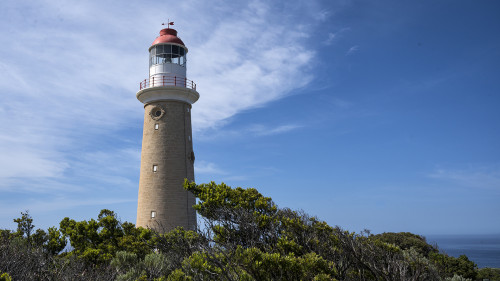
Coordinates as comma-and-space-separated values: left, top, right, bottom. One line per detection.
425, 233, 500, 269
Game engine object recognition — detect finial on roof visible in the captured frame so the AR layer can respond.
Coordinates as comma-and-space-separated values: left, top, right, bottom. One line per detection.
162, 20, 175, 29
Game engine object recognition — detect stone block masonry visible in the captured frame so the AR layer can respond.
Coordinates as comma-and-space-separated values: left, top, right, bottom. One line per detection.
136, 100, 196, 232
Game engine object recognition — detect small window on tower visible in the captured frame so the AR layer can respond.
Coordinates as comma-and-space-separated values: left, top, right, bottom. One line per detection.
187, 108, 190, 112
151, 211, 156, 218
153, 165, 158, 172
155, 123, 159, 130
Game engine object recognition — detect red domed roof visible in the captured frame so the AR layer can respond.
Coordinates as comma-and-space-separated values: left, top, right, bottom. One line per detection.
151, 28, 185, 46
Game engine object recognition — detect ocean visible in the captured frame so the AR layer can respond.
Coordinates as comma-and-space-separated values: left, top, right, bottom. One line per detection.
426, 234, 500, 268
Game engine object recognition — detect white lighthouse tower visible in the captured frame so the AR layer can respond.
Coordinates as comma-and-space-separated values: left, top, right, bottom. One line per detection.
136, 25, 198, 232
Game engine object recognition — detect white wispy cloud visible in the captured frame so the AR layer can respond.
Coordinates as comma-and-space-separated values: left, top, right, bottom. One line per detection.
325, 33, 337, 45
327, 97, 353, 109
189, 1, 316, 130
324, 28, 351, 45
0, 195, 135, 225
197, 123, 303, 141
346, 45, 359, 55
194, 161, 249, 183
248, 124, 303, 136
195, 161, 226, 175
428, 164, 500, 190
0, 0, 327, 219
0, 147, 140, 193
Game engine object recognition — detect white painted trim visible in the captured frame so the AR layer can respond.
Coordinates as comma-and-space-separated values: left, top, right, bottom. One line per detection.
136, 86, 200, 105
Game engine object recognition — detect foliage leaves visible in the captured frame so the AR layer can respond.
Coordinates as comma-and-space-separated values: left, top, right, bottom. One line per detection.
59, 209, 154, 264
0, 181, 489, 281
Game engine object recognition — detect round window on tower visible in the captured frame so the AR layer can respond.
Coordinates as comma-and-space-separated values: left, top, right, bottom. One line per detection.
149, 106, 165, 120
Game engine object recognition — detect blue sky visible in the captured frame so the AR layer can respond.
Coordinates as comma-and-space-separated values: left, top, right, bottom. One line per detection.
0, 0, 499, 235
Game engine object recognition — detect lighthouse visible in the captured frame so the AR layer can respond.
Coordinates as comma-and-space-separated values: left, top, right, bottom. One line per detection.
136, 25, 198, 232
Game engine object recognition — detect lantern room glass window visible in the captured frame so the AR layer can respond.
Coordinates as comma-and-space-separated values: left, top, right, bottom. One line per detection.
150, 44, 187, 67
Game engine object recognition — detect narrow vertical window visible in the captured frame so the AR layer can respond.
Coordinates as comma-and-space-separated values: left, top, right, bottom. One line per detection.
153, 165, 158, 172
188, 136, 191, 141
154, 123, 159, 130
172, 45, 179, 54
151, 211, 156, 218
187, 108, 190, 112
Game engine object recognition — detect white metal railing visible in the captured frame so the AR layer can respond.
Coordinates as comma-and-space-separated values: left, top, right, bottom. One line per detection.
139, 75, 196, 90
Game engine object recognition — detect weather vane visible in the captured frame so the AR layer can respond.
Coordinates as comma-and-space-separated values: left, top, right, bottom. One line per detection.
162, 20, 174, 29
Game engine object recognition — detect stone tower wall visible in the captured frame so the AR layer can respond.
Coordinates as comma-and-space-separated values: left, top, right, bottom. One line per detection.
136, 100, 196, 232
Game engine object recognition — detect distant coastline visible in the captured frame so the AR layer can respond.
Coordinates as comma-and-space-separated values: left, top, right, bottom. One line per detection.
426, 234, 500, 268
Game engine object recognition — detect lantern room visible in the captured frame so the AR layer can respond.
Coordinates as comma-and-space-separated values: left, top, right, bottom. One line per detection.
137, 26, 199, 105
149, 28, 188, 81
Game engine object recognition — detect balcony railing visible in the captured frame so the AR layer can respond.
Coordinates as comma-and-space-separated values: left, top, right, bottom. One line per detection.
139, 75, 196, 91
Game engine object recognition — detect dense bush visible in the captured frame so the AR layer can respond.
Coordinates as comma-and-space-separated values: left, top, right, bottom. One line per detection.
0, 181, 493, 280
477, 267, 500, 281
